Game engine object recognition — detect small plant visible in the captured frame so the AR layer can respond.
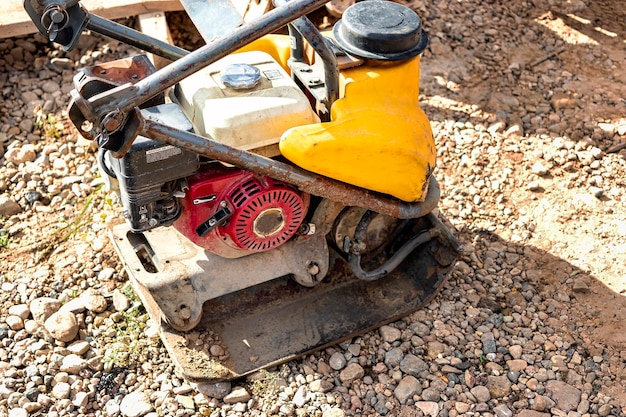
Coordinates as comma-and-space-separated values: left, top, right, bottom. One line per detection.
102, 305, 161, 368
37, 185, 102, 261
0, 230, 9, 248
478, 353, 487, 368
248, 368, 281, 397
34, 109, 63, 139
121, 282, 140, 304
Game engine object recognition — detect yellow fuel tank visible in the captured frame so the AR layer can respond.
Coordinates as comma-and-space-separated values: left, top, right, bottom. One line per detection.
279, 56, 435, 202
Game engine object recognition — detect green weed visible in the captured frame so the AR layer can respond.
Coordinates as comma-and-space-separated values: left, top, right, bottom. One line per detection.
37, 185, 102, 261
34, 110, 63, 139
0, 230, 9, 248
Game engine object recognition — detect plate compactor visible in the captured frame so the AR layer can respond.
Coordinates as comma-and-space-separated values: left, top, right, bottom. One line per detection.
25, 0, 460, 381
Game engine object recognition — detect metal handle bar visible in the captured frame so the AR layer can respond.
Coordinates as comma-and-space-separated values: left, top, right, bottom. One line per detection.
74, 0, 331, 135
273, 0, 339, 113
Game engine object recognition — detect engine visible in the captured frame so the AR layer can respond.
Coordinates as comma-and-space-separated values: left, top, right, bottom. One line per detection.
174, 164, 309, 258
103, 50, 318, 258
106, 137, 309, 261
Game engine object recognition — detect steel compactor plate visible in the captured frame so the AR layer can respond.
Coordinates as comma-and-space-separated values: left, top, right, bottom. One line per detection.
110, 213, 460, 382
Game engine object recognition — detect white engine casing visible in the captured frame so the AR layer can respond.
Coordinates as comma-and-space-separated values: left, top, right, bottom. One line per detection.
175, 51, 319, 156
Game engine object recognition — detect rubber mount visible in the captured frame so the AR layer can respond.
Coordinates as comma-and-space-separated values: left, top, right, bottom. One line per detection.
332, 0, 429, 61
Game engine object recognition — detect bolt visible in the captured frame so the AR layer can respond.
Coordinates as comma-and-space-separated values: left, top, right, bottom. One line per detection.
102, 111, 123, 132
299, 223, 310, 235
307, 262, 320, 276
179, 306, 191, 320
50, 10, 65, 24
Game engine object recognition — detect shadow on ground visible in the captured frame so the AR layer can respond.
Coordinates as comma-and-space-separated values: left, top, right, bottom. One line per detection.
441, 226, 626, 413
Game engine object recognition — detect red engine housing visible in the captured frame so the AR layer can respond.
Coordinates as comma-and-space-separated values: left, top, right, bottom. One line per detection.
174, 164, 309, 258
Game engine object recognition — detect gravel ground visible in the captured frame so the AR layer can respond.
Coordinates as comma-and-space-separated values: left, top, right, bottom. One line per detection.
1, 0, 626, 416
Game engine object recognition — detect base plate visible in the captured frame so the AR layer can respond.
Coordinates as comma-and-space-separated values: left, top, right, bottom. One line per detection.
110, 215, 460, 382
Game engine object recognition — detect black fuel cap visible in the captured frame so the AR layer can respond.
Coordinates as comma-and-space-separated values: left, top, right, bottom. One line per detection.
332, 0, 428, 61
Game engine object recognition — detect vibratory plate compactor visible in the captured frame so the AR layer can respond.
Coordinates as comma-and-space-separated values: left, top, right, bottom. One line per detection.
25, 0, 461, 381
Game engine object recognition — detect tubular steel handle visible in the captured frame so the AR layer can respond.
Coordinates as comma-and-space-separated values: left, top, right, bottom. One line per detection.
274, 0, 339, 113
67, 0, 331, 150
141, 117, 441, 219
25, 1, 189, 58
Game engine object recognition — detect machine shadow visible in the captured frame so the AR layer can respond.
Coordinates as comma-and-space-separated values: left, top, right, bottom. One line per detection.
426, 226, 626, 412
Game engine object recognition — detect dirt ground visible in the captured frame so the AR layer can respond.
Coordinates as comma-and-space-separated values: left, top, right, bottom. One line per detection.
416, 0, 626, 406
1, 0, 626, 412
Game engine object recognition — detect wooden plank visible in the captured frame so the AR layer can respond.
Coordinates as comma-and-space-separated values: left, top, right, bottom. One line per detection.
179, 0, 243, 42
137, 12, 174, 69
231, 0, 272, 22
2, 0, 184, 39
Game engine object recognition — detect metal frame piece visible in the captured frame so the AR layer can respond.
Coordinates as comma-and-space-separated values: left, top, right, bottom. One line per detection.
67, 0, 332, 145
87, 15, 189, 61
115, 211, 461, 381
276, 0, 339, 115
112, 225, 330, 331
24, 0, 88, 50
140, 116, 440, 219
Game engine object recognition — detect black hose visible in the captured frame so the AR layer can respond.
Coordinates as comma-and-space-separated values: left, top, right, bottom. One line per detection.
347, 211, 439, 281
98, 148, 117, 179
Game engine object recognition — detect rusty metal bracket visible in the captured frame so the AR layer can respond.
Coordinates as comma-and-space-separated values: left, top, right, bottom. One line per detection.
24, 0, 87, 50
140, 116, 440, 219
67, 55, 163, 155
111, 225, 330, 331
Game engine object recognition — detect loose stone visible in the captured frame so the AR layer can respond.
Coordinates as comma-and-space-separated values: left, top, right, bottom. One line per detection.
494, 404, 513, 417
223, 386, 251, 404
7, 304, 30, 319
80, 289, 108, 313
339, 363, 364, 383
67, 340, 90, 355
400, 354, 429, 376
44, 311, 78, 342
506, 359, 528, 371
322, 408, 345, 417
51, 382, 71, 400
30, 297, 61, 324
60, 354, 87, 374
470, 385, 491, 402
8, 408, 28, 417
176, 394, 195, 410
394, 376, 419, 404
517, 412, 550, 417
379, 325, 401, 343
309, 379, 334, 393
196, 382, 231, 399
120, 391, 154, 417
112, 289, 131, 311
415, 401, 439, 417
6, 316, 24, 330
329, 352, 347, 370
545, 380, 581, 412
